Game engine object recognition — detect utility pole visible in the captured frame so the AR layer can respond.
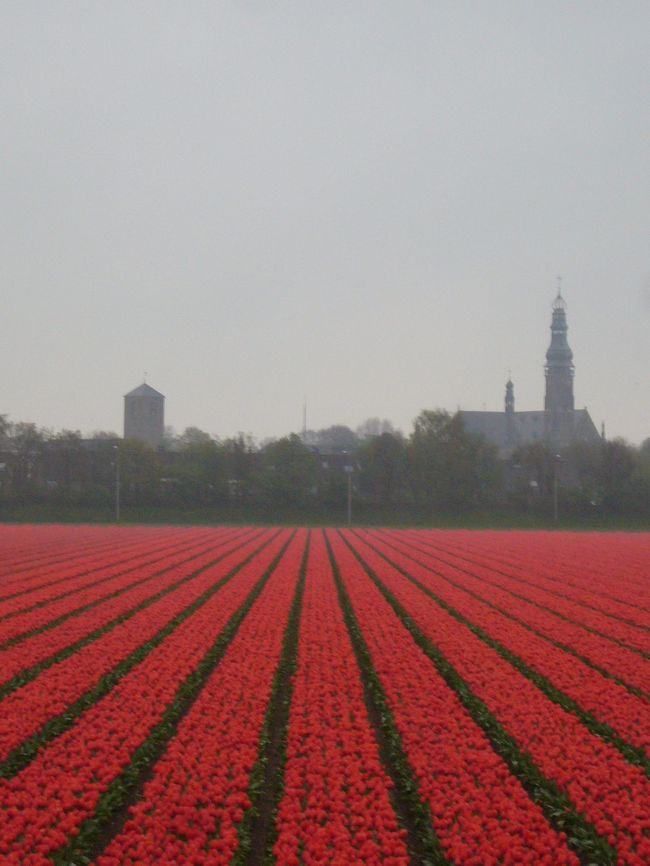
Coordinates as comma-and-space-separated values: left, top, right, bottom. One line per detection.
113, 445, 121, 522
553, 454, 561, 523
344, 463, 353, 525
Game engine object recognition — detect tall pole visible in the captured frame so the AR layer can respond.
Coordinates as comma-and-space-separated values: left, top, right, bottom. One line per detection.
347, 472, 352, 526
343, 462, 353, 526
553, 454, 560, 523
113, 445, 121, 522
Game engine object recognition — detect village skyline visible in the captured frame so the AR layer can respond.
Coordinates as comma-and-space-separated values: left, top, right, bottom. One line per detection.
3, 3, 649, 443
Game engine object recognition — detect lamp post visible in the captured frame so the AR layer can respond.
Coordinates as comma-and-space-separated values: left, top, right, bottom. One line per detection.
344, 463, 354, 526
112, 445, 121, 522
553, 453, 561, 523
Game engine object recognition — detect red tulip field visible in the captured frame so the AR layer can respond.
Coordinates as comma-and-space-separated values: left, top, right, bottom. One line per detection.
0, 524, 648, 866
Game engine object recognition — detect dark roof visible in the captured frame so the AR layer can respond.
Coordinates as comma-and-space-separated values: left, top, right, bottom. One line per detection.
460, 411, 545, 453
124, 383, 165, 399
460, 411, 511, 445
459, 408, 600, 453
574, 409, 600, 440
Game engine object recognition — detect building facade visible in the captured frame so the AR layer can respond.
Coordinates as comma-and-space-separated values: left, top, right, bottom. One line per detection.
460, 291, 600, 455
123, 383, 165, 448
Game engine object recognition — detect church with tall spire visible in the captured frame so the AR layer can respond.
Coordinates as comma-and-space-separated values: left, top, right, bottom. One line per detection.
459, 286, 600, 455
544, 288, 576, 444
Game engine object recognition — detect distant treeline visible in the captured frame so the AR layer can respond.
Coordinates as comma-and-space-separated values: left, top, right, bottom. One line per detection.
1, 411, 650, 520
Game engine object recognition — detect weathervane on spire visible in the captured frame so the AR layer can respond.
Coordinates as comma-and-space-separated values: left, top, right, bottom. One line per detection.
553, 276, 566, 310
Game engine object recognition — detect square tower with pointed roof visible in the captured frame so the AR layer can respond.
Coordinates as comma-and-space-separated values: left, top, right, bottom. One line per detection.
124, 383, 165, 448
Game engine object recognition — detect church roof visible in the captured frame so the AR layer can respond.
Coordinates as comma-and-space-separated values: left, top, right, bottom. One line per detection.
574, 409, 600, 440
460, 411, 512, 445
124, 383, 165, 399
459, 408, 599, 454
460, 410, 546, 453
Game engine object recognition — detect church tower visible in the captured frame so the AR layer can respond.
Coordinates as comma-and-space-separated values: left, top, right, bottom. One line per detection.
459, 282, 600, 453
124, 382, 165, 448
544, 287, 575, 444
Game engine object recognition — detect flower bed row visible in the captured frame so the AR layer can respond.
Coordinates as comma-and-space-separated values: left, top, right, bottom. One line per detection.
273, 530, 410, 866
0, 530, 293, 866
0, 525, 143, 581
0, 529, 276, 765
374, 530, 650, 695
0, 526, 190, 596
363, 530, 650, 754
94, 530, 307, 866
328, 530, 579, 866
388, 529, 650, 652
0, 527, 225, 621
418, 529, 650, 613
344, 531, 650, 866
0, 528, 260, 690
0, 524, 252, 649
431, 529, 650, 629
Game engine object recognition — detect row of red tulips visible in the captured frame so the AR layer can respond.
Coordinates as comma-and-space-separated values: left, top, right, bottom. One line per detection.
0, 525, 141, 579
328, 530, 578, 866
0, 527, 226, 622
273, 531, 409, 866
377, 529, 650, 694
0, 525, 190, 595
364, 530, 650, 753
95, 531, 307, 866
448, 530, 650, 628
0, 530, 275, 763
0, 528, 260, 688
392, 529, 650, 650
0, 530, 291, 866
344, 531, 650, 866
0, 530, 241, 646
0, 535, 252, 664
428, 529, 650, 609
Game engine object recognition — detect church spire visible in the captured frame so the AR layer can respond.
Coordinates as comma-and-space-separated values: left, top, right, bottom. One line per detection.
544, 281, 575, 443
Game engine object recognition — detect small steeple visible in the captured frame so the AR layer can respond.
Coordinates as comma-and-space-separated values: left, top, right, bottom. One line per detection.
505, 376, 514, 414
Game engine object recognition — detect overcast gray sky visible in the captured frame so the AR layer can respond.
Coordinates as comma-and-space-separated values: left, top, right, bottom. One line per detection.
2, 1, 649, 443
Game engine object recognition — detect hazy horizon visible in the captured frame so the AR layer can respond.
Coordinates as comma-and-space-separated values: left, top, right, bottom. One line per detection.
3, 2, 649, 444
